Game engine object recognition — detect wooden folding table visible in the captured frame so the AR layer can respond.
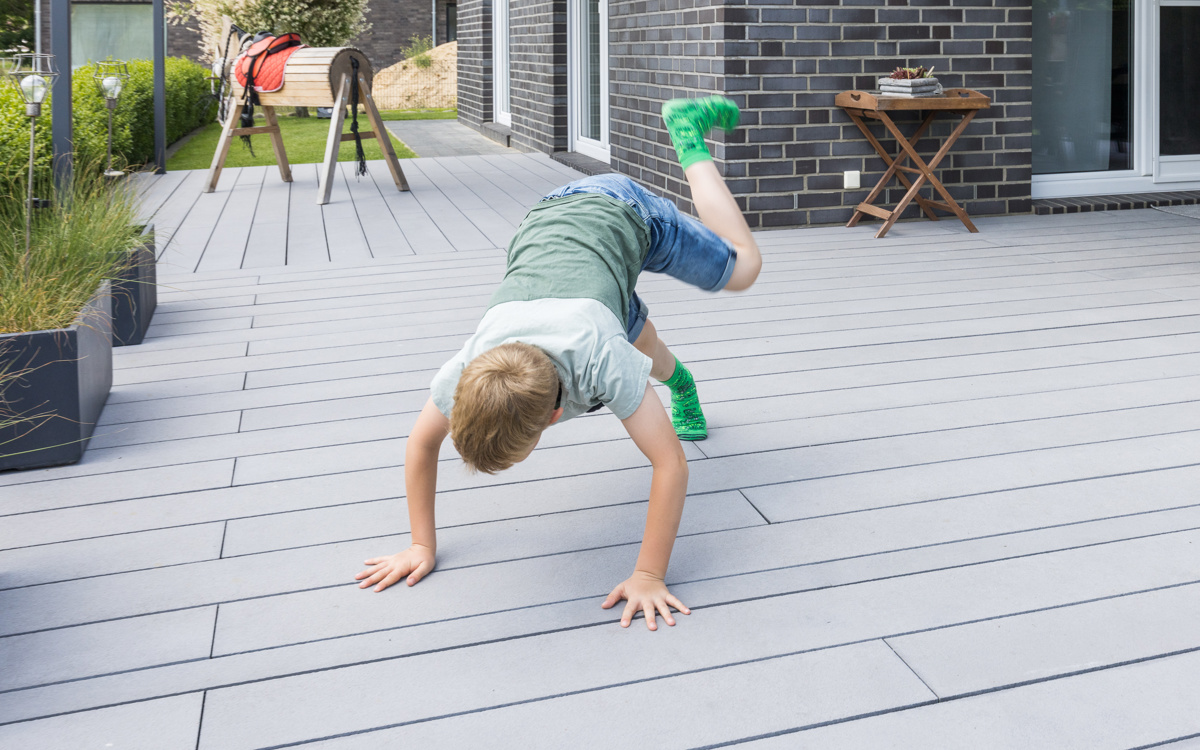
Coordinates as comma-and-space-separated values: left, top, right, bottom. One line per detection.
835, 88, 990, 238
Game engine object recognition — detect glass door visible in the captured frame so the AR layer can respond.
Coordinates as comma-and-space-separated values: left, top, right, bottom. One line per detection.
1032, 0, 1134, 177
1033, 0, 1200, 196
1156, 1, 1200, 180
568, 0, 609, 161
493, 0, 511, 126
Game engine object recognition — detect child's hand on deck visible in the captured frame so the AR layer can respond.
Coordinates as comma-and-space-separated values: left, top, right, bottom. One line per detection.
355, 544, 436, 592
602, 570, 690, 630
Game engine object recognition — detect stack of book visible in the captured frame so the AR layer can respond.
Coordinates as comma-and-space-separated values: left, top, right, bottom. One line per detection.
877, 77, 943, 98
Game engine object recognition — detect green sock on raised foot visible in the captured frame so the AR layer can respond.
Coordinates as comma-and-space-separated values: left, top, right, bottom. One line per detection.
659, 356, 707, 440
661, 96, 741, 171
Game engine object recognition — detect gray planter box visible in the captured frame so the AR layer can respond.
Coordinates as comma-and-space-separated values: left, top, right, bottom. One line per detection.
0, 284, 113, 471
112, 224, 157, 347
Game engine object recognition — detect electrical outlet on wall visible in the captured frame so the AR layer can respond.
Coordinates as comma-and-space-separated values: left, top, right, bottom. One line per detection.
844, 170, 861, 190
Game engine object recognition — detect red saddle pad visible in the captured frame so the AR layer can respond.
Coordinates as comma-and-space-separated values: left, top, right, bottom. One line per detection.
234, 33, 306, 94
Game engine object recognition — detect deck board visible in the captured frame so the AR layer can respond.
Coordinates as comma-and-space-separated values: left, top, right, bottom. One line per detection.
3, 155, 1200, 747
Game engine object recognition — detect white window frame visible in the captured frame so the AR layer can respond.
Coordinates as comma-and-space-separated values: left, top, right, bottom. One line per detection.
493, 0, 511, 127
567, 0, 610, 162
1033, 0, 1200, 197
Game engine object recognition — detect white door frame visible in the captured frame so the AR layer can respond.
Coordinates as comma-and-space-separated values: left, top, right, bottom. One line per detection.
493, 0, 511, 126
567, 0, 610, 162
1032, 0, 1200, 197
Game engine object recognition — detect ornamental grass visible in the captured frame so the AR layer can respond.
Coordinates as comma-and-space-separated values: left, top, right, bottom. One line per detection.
0, 166, 141, 334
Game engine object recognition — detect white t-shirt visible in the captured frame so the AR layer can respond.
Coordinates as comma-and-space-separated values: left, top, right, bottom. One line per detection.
430, 298, 653, 422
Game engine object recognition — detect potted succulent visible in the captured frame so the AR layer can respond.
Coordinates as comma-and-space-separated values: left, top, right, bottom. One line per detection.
0, 169, 143, 471
878, 66, 943, 97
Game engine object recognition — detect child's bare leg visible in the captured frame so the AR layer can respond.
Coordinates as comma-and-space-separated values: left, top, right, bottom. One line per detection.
633, 318, 706, 440
662, 96, 763, 292
633, 318, 675, 381
684, 161, 762, 291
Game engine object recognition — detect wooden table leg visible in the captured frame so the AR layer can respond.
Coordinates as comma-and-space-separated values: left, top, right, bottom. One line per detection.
845, 110, 902, 228
880, 110, 981, 234
845, 110, 940, 228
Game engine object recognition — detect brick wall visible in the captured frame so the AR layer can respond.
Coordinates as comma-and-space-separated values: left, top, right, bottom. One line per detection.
458, 0, 565, 151
457, 0, 491, 128
614, 0, 1033, 227
609, 0, 727, 215
168, 18, 204, 60
355, 0, 459, 70
462, 0, 1033, 227
508, 0, 567, 151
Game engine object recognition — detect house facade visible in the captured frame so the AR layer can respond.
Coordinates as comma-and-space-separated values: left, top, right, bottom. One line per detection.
457, 0, 1200, 227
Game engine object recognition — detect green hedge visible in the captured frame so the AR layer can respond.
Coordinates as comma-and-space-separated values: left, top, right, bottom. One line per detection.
0, 57, 216, 186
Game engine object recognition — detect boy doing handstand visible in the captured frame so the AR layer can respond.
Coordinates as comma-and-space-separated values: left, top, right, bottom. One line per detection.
355, 97, 762, 630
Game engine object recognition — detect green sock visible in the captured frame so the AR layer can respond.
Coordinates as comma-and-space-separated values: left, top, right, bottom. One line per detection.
661, 96, 741, 170
659, 357, 707, 440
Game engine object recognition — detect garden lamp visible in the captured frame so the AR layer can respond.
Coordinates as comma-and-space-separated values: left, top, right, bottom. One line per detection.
7, 53, 58, 270
93, 60, 130, 178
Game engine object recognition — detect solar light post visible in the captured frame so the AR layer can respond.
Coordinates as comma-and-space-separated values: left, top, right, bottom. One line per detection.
8, 54, 59, 271
94, 60, 130, 179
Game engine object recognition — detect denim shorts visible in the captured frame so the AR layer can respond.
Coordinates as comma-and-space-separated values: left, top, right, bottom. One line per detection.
540, 174, 738, 342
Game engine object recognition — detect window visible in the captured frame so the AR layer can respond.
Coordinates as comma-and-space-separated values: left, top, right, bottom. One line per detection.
70, 3, 153, 68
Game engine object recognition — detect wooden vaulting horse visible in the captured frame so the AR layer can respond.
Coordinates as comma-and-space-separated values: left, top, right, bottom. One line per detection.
205, 21, 408, 205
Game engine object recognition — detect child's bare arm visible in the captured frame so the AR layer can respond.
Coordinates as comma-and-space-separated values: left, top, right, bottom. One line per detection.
355, 398, 449, 592
603, 384, 692, 630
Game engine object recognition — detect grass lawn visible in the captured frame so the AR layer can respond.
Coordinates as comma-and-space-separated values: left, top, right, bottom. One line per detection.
167, 109, 453, 171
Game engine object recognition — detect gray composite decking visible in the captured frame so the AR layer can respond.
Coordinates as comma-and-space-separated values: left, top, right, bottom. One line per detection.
2, 153, 1200, 748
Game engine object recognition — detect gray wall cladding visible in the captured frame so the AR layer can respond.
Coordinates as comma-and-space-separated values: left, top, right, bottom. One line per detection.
458, 0, 493, 129
459, 0, 1033, 227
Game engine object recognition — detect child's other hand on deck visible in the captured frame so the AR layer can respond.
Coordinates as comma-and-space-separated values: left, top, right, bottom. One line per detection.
602, 570, 690, 631
355, 544, 436, 592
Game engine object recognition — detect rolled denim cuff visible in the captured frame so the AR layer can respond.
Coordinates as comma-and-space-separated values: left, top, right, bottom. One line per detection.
709, 242, 739, 291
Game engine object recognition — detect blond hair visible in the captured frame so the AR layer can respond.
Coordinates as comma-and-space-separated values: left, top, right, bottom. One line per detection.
451, 342, 560, 474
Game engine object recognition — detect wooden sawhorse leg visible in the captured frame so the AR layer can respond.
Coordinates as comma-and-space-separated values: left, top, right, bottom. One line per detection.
205, 101, 292, 192
206, 100, 243, 193
316, 73, 410, 205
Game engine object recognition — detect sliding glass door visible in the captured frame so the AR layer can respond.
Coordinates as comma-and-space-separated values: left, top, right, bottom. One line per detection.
1032, 0, 1200, 196
1032, 0, 1133, 176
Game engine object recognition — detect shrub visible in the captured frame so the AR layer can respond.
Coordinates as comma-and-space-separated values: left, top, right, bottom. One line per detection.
0, 56, 216, 186
401, 35, 434, 59
73, 57, 217, 170
0, 83, 53, 189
